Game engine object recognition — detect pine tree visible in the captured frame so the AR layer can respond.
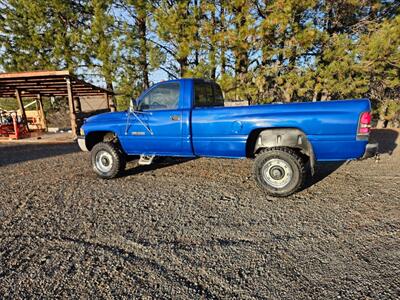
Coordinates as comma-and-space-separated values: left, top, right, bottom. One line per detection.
122, 0, 152, 90
87, 0, 118, 92
112, 0, 164, 105
0, 0, 90, 71
154, 0, 199, 77
206, 0, 255, 101
359, 15, 400, 127
0, 0, 398, 123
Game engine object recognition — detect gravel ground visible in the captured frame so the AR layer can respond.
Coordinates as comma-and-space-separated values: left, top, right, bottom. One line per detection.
0, 129, 399, 299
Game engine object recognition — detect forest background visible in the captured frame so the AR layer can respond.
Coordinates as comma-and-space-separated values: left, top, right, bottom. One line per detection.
0, 0, 399, 127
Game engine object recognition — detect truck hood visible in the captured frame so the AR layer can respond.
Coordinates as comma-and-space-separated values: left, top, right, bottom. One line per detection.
85, 111, 127, 124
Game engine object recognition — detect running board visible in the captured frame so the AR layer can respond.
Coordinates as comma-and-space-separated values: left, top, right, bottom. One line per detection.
138, 155, 155, 166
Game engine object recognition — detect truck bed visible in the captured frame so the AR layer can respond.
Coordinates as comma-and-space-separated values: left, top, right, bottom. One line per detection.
191, 99, 371, 161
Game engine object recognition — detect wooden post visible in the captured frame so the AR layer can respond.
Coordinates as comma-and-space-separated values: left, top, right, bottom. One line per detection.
75, 96, 82, 113
112, 94, 117, 111
104, 93, 110, 110
15, 89, 29, 131
37, 93, 47, 131
105, 93, 116, 112
66, 77, 77, 138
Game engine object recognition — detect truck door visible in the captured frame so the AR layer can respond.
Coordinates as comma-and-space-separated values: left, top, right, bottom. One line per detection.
123, 82, 189, 155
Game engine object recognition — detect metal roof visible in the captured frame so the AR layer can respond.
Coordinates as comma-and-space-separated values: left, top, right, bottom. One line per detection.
0, 70, 113, 98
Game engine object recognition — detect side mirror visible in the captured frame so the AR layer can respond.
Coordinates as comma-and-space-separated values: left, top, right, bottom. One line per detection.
130, 98, 139, 112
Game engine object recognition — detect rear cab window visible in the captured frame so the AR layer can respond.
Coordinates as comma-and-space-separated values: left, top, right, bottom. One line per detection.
194, 80, 224, 108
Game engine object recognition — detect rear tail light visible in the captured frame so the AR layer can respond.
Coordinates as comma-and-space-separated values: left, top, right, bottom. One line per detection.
358, 112, 371, 135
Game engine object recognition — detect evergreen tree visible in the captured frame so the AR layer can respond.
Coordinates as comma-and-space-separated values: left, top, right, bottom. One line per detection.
113, 0, 164, 104
0, 0, 398, 124
154, 0, 199, 77
0, 0, 90, 71
254, 0, 320, 103
86, 0, 118, 92
359, 15, 400, 127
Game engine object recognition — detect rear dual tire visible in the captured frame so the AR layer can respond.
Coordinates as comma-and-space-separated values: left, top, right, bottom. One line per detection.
253, 147, 307, 197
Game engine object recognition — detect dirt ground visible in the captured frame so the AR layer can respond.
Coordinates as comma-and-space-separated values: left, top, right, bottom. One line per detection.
0, 129, 399, 299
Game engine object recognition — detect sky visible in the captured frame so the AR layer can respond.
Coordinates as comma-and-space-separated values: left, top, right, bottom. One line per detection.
149, 69, 168, 83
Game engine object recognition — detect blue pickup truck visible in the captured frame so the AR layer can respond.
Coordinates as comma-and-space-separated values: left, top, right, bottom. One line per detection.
77, 78, 377, 196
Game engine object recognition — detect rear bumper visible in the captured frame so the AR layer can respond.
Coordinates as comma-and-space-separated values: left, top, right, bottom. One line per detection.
362, 143, 378, 159
77, 136, 88, 152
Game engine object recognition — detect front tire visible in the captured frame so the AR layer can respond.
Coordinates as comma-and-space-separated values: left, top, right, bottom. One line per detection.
253, 147, 307, 197
91, 142, 126, 179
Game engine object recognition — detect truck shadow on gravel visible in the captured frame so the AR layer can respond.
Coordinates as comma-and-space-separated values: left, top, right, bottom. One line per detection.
370, 128, 398, 155
124, 157, 197, 176
304, 129, 398, 189
121, 129, 399, 186
304, 162, 345, 190
0, 143, 80, 167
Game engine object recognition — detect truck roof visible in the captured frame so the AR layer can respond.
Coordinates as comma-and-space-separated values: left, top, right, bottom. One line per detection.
158, 78, 214, 84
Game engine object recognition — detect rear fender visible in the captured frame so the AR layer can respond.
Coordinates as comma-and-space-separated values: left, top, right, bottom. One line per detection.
254, 128, 315, 174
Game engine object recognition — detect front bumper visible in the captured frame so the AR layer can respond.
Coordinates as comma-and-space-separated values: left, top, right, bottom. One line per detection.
77, 136, 88, 152
362, 143, 378, 159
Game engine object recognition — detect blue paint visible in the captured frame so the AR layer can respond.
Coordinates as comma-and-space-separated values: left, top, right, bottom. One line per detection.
81, 78, 371, 162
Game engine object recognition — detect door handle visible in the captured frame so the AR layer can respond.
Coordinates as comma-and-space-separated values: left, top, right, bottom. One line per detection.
171, 115, 180, 121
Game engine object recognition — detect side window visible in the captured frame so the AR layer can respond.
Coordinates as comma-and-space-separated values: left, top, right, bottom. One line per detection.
214, 84, 224, 104
139, 83, 180, 111
194, 82, 214, 107
194, 81, 224, 107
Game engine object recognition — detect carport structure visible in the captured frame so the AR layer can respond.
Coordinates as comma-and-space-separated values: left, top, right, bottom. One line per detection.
0, 70, 114, 137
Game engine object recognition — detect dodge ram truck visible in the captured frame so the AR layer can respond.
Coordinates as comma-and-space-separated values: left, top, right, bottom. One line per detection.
77, 78, 378, 197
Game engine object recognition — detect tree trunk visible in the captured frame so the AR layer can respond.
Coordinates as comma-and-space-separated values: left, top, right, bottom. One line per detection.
193, 0, 200, 67
178, 58, 188, 77
209, 5, 217, 80
376, 100, 389, 128
312, 90, 319, 102
106, 81, 116, 111
219, 2, 226, 76
137, 14, 149, 90
282, 87, 292, 103
233, 4, 250, 100
177, 1, 190, 78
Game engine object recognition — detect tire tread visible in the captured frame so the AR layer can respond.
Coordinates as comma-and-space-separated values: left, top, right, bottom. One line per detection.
91, 142, 126, 179
253, 147, 307, 197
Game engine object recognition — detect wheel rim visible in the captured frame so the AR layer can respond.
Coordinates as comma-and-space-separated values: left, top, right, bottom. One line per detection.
95, 150, 113, 173
261, 158, 293, 188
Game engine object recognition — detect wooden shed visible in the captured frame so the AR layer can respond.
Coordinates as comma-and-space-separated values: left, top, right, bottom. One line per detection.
0, 70, 114, 138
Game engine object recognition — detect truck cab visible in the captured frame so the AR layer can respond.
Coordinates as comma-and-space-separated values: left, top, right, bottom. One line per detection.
119, 79, 221, 157
78, 78, 377, 197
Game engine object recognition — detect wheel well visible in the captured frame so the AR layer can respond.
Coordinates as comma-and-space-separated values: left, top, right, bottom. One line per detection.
85, 131, 118, 151
246, 128, 265, 158
246, 127, 315, 173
